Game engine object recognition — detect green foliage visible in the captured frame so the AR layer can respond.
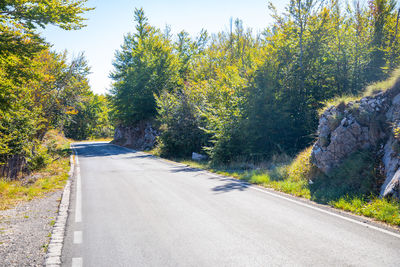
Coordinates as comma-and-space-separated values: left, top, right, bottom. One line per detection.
28, 143, 51, 172
155, 87, 208, 158
112, 2, 400, 165
0, 131, 70, 210
332, 197, 400, 225
310, 151, 378, 203
0, 0, 92, 30
110, 8, 181, 125
0, 0, 92, 179
64, 94, 114, 140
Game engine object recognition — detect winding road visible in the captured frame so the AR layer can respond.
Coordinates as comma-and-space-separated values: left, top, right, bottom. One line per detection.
61, 142, 400, 266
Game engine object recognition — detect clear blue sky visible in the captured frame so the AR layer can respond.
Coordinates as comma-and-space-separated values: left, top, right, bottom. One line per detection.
41, 0, 289, 94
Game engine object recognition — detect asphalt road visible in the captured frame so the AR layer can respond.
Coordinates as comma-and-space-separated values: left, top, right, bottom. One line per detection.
62, 142, 400, 267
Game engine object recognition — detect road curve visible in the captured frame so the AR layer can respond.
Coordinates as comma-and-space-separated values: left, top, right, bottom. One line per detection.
62, 142, 400, 267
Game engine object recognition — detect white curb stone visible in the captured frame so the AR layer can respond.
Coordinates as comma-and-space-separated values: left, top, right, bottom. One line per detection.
44, 150, 75, 266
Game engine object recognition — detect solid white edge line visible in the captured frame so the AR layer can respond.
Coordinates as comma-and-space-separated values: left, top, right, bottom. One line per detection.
75, 149, 82, 223
71, 257, 83, 267
73, 231, 83, 244
44, 144, 74, 266
204, 171, 400, 239
247, 183, 400, 239
109, 143, 400, 239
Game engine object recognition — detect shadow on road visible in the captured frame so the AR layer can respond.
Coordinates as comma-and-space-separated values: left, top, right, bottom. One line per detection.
169, 166, 203, 173
73, 142, 251, 194
73, 143, 132, 158
212, 182, 249, 193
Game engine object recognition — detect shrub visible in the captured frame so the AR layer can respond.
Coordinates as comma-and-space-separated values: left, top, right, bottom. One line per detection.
286, 146, 315, 182
156, 89, 209, 158
27, 144, 51, 172
310, 150, 377, 203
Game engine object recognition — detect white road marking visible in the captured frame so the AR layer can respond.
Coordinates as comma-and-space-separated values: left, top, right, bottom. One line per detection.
213, 173, 400, 239
71, 257, 83, 267
111, 143, 400, 239
73, 231, 83, 244
75, 150, 82, 223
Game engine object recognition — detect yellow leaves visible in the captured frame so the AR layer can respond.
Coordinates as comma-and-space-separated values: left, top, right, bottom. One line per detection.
65, 106, 78, 115
287, 146, 315, 182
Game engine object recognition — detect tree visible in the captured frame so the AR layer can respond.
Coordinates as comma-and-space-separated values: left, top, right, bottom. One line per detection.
64, 94, 113, 140
367, 0, 397, 81
0, 0, 92, 179
0, 0, 92, 30
110, 8, 180, 125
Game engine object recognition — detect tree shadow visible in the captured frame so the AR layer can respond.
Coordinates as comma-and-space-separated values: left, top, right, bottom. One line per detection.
212, 181, 249, 193
72, 143, 132, 158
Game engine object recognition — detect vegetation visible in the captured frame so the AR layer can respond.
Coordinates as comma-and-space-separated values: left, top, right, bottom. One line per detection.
0, 0, 112, 182
110, 1, 400, 225
1, 0, 400, 225
64, 93, 114, 140
179, 145, 400, 226
0, 130, 70, 210
111, 1, 400, 164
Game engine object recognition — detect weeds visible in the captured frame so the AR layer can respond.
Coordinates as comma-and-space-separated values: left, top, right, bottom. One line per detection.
318, 68, 400, 116
0, 131, 70, 210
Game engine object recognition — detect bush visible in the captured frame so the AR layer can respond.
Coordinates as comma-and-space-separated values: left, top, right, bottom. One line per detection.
27, 144, 51, 172
286, 146, 316, 182
156, 89, 208, 158
310, 150, 377, 203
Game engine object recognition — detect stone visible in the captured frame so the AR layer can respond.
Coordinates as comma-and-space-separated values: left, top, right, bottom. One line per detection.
113, 121, 159, 150
192, 152, 207, 161
312, 77, 400, 198
382, 168, 400, 198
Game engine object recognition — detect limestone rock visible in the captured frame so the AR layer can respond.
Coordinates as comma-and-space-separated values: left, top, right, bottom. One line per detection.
311, 78, 400, 198
113, 121, 158, 150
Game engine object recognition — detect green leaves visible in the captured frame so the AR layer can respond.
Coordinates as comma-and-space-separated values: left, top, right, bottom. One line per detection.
0, 0, 92, 178
110, 8, 181, 125
0, 0, 93, 30
111, 3, 400, 164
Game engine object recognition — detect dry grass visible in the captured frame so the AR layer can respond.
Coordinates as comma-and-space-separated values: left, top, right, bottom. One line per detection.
363, 68, 400, 97
0, 131, 71, 210
0, 156, 69, 210
318, 95, 359, 115
318, 68, 400, 115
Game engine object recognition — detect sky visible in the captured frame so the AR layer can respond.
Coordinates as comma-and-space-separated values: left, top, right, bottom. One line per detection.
41, 0, 290, 94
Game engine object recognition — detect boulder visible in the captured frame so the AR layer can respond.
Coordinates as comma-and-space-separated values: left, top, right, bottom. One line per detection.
113, 121, 158, 151
192, 152, 208, 161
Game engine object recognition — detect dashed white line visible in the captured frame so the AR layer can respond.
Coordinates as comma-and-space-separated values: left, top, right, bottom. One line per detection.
73, 231, 83, 244
75, 150, 82, 223
71, 257, 83, 267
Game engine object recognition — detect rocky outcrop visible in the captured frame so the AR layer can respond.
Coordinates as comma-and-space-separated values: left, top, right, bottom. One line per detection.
311, 78, 400, 198
113, 121, 158, 150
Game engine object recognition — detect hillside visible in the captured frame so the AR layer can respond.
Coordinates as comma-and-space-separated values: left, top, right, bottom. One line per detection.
312, 73, 400, 198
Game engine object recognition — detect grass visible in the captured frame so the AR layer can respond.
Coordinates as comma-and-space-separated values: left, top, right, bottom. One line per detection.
0, 130, 71, 210
319, 95, 359, 115
332, 197, 400, 225
177, 147, 400, 227
363, 68, 400, 97
319, 68, 400, 115
0, 156, 69, 210
88, 137, 113, 142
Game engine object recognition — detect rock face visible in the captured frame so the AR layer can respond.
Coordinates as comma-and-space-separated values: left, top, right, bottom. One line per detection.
311, 78, 400, 198
113, 121, 158, 151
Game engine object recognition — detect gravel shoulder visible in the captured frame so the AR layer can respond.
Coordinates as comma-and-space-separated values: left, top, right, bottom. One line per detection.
0, 190, 63, 267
